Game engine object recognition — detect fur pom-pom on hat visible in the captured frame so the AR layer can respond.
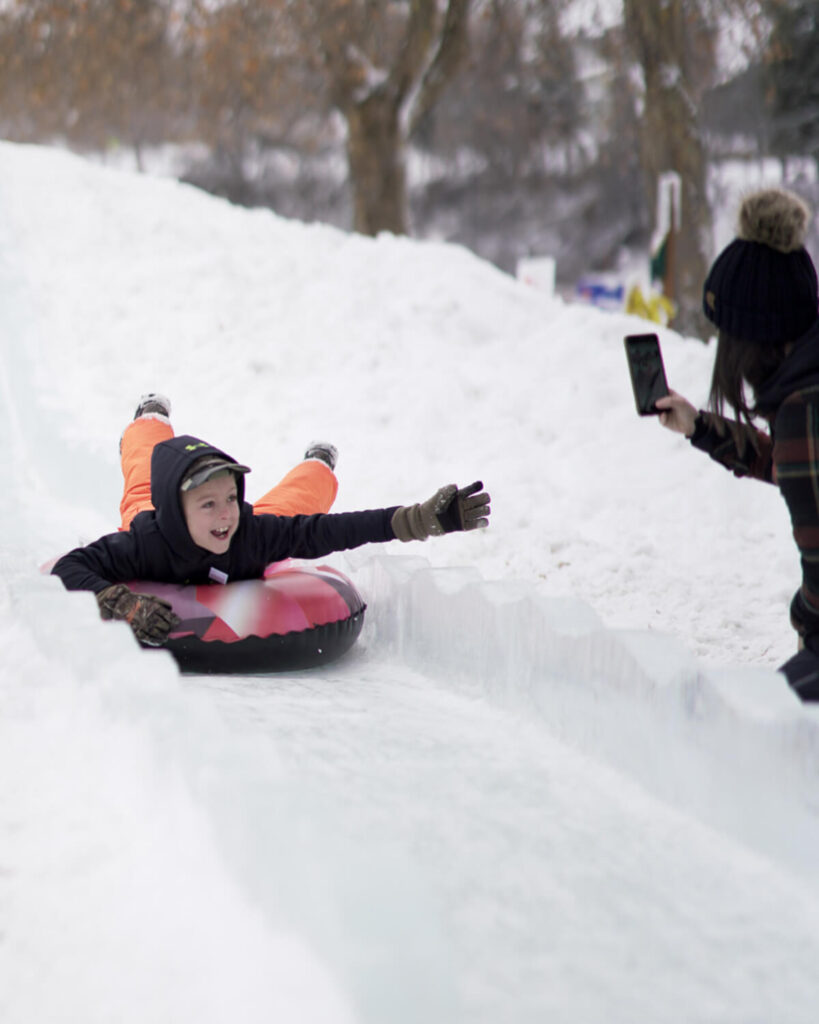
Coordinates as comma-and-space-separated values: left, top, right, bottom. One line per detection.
703, 188, 818, 344
737, 188, 810, 254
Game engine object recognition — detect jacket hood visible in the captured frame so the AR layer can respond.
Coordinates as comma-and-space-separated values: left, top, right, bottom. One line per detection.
149, 435, 250, 554
756, 318, 819, 415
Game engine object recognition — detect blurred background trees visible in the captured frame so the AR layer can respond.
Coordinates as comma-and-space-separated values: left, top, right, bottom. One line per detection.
0, 0, 816, 333
763, 0, 819, 176
0, 0, 183, 169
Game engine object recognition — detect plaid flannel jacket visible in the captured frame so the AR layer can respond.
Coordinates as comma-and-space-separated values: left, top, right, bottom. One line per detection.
690, 386, 819, 643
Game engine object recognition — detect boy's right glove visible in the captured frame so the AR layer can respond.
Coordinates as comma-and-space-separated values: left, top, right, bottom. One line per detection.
391, 481, 491, 542
96, 584, 181, 647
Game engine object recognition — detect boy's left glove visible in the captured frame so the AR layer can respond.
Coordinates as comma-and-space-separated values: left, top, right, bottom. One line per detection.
96, 583, 181, 647
391, 481, 491, 542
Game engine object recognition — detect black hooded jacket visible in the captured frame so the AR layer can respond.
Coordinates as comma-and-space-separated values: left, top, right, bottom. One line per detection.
52, 434, 398, 593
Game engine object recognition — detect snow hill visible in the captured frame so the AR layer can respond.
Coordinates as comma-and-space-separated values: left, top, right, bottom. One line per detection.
2, 141, 819, 1023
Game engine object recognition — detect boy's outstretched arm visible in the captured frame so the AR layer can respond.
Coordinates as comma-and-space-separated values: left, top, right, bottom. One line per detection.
256, 482, 492, 562
391, 482, 491, 541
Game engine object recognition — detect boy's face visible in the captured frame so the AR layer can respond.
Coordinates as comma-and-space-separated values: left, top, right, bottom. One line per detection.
180, 472, 240, 554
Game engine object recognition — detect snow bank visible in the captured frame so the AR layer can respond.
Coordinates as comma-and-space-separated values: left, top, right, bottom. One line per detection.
0, 578, 355, 1023
351, 551, 819, 875
1, 567, 462, 1024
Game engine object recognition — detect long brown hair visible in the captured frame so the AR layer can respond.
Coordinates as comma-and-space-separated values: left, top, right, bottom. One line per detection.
708, 329, 788, 424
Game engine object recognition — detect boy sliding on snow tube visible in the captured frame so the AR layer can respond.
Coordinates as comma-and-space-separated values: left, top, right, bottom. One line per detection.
52, 394, 491, 647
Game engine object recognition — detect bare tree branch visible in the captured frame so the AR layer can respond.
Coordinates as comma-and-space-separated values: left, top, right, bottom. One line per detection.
407, 0, 472, 135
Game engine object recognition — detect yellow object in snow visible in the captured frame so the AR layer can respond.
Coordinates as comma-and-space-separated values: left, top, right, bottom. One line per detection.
626, 284, 675, 325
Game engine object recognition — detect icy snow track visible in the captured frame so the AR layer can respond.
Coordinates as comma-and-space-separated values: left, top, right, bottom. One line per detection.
5, 539, 819, 1022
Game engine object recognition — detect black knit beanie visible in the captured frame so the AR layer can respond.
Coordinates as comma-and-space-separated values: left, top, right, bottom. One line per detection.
702, 188, 819, 343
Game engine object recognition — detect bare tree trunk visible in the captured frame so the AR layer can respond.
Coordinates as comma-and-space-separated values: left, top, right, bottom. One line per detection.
344, 93, 407, 235
304, 0, 473, 236
642, 70, 710, 333
624, 0, 713, 334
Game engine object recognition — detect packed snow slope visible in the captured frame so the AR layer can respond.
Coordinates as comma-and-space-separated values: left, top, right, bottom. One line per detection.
3, 141, 819, 1024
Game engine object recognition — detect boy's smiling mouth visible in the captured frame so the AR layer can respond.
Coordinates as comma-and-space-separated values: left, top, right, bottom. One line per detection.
212, 527, 231, 540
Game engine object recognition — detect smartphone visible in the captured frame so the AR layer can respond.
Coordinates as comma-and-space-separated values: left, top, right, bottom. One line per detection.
624, 333, 669, 415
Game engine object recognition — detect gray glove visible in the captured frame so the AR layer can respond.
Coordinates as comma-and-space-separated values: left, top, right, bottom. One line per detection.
391, 481, 491, 542
96, 584, 181, 647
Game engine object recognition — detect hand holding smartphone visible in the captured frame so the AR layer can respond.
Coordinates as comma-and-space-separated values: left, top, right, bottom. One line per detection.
624, 333, 669, 415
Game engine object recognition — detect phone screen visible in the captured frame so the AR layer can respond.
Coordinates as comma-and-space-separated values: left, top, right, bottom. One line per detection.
624, 333, 669, 415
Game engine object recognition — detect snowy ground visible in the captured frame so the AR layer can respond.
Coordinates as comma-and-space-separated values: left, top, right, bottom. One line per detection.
2, 142, 819, 1023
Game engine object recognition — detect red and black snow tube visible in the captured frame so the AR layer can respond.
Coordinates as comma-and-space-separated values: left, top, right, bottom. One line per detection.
128, 560, 366, 674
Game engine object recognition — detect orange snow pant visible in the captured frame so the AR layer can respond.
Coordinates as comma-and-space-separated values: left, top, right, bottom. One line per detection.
118, 417, 338, 531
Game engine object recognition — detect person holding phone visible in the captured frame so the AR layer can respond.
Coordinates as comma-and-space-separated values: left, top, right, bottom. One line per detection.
654, 188, 819, 699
